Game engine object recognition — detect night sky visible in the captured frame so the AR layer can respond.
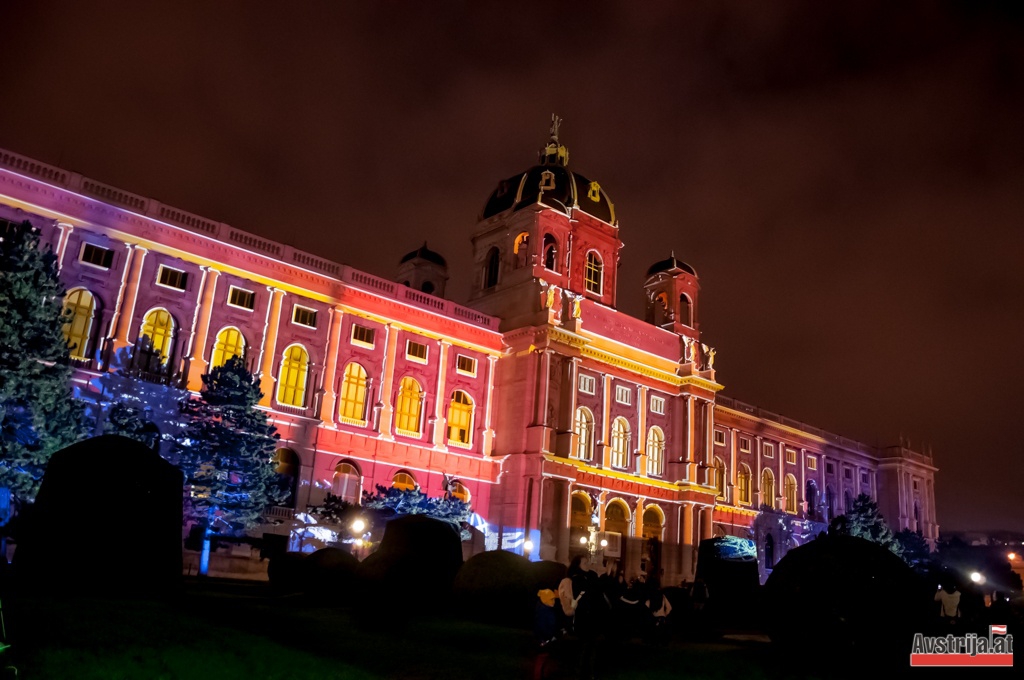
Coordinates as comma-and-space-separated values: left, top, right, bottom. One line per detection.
2, 2, 1022, 533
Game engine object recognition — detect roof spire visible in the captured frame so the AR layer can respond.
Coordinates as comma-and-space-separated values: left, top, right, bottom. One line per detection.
540, 113, 569, 166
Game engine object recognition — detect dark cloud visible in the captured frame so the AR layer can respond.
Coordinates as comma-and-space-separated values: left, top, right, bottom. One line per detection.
2, 0, 1022, 531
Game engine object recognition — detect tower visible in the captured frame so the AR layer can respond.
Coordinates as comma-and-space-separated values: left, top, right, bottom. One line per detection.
468, 116, 621, 327
643, 253, 700, 335
396, 242, 449, 297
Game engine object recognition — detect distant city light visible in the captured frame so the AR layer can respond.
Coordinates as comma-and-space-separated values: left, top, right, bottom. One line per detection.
970, 571, 983, 583
523, 539, 534, 553
351, 518, 366, 533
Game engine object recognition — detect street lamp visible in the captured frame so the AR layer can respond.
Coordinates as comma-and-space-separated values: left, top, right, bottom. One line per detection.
351, 518, 366, 534
523, 539, 534, 554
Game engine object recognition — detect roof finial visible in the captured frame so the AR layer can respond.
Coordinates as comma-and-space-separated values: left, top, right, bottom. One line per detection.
550, 113, 562, 144
540, 114, 569, 166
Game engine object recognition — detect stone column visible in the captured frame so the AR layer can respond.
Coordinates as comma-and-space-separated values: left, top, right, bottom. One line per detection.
729, 428, 738, 505
185, 266, 221, 391
257, 287, 286, 407
600, 373, 612, 468
317, 306, 345, 423
110, 244, 148, 352
637, 385, 648, 476
433, 340, 451, 449
482, 354, 498, 455
377, 323, 400, 439
55, 223, 74, 271
685, 395, 696, 481
755, 436, 764, 506
681, 502, 695, 581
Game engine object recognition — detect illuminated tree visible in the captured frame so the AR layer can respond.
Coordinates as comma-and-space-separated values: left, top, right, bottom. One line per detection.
0, 219, 89, 509
172, 356, 284, 574
828, 493, 901, 557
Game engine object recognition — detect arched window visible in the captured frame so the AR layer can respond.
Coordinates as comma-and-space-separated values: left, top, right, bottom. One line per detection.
574, 407, 594, 460
784, 474, 798, 514
333, 461, 362, 504
913, 501, 920, 530
642, 506, 664, 541
714, 457, 727, 500
211, 327, 246, 369
338, 362, 369, 425
646, 427, 664, 476
421, 281, 435, 295
571, 493, 592, 530
62, 288, 95, 360
761, 469, 775, 510
604, 499, 630, 536
584, 252, 603, 295
764, 534, 775, 568
844, 490, 853, 514
273, 448, 300, 508
806, 480, 819, 519
680, 294, 693, 327
447, 390, 474, 446
611, 417, 630, 468
140, 308, 175, 364
483, 247, 500, 289
276, 344, 309, 407
451, 482, 471, 503
394, 376, 423, 436
392, 471, 417, 491
826, 485, 835, 520
738, 464, 752, 504
513, 232, 530, 269
543, 234, 558, 271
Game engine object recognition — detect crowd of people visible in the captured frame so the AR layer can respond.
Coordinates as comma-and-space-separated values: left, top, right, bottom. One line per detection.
533, 555, 705, 679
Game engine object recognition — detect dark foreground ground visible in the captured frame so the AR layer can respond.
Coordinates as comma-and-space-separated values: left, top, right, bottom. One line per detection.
1, 579, 1014, 679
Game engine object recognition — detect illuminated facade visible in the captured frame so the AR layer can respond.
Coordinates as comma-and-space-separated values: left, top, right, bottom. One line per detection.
0, 132, 937, 583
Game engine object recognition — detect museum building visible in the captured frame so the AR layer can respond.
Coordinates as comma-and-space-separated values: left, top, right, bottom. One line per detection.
0, 129, 938, 583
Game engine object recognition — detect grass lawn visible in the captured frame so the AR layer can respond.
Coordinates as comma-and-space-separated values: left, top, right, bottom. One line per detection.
3, 579, 845, 679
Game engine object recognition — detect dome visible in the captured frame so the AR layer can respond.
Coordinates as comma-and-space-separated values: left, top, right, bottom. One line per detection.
646, 254, 696, 278
480, 118, 616, 225
399, 242, 447, 267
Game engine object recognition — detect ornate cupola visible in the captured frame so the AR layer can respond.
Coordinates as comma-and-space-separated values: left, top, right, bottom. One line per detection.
468, 116, 624, 327
644, 252, 700, 336
397, 242, 449, 297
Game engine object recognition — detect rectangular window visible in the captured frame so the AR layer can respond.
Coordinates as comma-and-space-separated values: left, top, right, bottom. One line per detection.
913, 480, 919, 491
351, 324, 375, 348
406, 340, 428, 362
763, 443, 775, 458
292, 305, 317, 328
844, 468, 852, 480
615, 385, 632, 405
156, 265, 188, 291
861, 471, 869, 485
714, 430, 726, 446
80, 243, 114, 269
456, 354, 477, 376
650, 395, 665, 415
227, 286, 255, 311
826, 462, 835, 474
578, 374, 596, 395
807, 455, 817, 471
786, 448, 797, 464
739, 437, 751, 453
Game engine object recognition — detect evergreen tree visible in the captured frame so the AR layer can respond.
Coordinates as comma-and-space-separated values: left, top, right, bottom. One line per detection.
828, 492, 902, 557
103, 401, 159, 448
173, 356, 284, 536
893, 528, 932, 569
361, 484, 472, 540
0, 219, 88, 508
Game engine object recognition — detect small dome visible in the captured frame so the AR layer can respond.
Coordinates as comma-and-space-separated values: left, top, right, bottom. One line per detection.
646, 254, 696, 278
400, 242, 446, 267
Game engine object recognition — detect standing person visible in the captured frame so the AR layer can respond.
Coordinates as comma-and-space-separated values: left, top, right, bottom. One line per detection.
558, 555, 587, 634
571, 557, 608, 680
934, 583, 961, 628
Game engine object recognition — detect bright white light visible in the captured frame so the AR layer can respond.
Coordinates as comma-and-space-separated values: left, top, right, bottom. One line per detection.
354, 539, 364, 547
580, 536, 588, 545
523, 539, 534, 553
600, 539, 608, 548
970, 571, 982, 583
351, 519, 366, 533
1009, 552, 1017, 561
